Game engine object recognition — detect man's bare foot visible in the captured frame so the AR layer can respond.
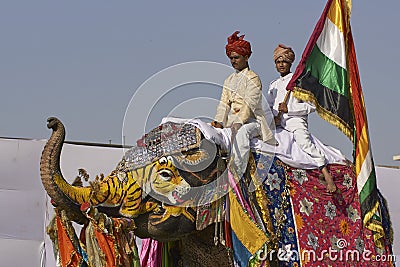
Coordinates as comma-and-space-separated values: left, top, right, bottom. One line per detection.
326, 181, 337, 193
321, 166, 337, 193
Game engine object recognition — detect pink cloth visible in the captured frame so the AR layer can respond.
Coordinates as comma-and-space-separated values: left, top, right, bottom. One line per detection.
228, 170, 256, 221
140, 238, 163, 267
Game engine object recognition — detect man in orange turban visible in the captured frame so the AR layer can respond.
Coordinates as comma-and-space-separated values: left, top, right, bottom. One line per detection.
273, 44, 295, 64
266, 44, 336, 193
212, 31, 277, 178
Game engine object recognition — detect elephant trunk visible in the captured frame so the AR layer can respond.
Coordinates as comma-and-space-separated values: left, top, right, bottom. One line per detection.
39, 117, 87, 224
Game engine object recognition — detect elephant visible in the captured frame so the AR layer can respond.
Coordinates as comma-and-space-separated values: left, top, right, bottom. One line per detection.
40, 117, 236, 266
40, 117, 394, 267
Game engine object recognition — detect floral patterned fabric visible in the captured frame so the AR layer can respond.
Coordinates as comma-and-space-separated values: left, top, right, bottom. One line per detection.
255, 153, 301, 266
254, 153, 394, 267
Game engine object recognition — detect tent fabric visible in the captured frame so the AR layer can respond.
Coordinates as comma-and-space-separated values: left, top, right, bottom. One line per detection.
0, 138, 124, 267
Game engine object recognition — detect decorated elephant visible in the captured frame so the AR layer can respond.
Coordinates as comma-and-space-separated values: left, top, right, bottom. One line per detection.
40, 117, 238, 266
40, 117, 394, 267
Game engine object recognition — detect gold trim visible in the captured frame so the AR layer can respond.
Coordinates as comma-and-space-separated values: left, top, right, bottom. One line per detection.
293, 87, 354, 142
362, 201, 385, 249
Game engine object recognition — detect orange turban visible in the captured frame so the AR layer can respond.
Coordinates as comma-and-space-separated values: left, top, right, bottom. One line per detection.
225, 31, 252, 57
273, 44, 295, 63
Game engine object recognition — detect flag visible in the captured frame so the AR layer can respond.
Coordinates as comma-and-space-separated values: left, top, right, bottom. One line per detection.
287, 0, 385, 248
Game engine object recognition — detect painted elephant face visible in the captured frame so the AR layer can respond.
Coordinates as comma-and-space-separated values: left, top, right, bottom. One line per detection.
132, 140, 226, 240
40, 117, 226, 240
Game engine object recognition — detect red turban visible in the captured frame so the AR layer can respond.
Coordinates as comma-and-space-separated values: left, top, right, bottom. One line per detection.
225, 31, 252, 57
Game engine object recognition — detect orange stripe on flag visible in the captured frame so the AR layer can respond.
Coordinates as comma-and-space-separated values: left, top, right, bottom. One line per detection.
355, 124, 369, 174
327, 0, 345, 33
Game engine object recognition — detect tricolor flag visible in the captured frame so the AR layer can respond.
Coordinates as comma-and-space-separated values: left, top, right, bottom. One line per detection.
287, 0, 385, 247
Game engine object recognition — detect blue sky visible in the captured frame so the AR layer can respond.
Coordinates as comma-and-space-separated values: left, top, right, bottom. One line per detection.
1, 1, 399, 165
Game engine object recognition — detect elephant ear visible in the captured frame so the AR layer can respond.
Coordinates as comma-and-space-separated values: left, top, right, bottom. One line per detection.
173, 139, 218, 174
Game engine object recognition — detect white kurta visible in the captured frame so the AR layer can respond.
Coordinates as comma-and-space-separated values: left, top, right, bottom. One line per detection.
266, 73, 326, 167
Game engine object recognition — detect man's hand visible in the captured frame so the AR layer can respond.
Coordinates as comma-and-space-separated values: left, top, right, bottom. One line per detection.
231, 123, 242, 133
278, 102, 288, 113
274, 116, 281, 126
211, 121, 224, 129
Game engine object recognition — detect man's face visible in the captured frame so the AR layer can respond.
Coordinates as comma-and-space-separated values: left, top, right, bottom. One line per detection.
229, 51, 248, 71
275, 57, 291, 76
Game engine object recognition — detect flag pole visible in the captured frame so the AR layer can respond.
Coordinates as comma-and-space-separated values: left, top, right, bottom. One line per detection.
277, 90, 292, 119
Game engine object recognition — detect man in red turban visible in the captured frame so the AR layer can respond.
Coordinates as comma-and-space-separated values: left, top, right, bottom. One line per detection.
212, 31, 277, 178
225, 30, 252, 58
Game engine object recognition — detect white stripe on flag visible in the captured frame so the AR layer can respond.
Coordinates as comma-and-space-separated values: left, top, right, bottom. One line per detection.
316, 18, 347, 69
357, 150, 373, 194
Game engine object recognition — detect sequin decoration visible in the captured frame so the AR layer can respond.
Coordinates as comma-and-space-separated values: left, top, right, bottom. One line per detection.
123, 122, 201, 170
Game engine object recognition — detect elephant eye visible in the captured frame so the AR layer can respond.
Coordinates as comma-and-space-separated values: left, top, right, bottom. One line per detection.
158, 170, 173, 181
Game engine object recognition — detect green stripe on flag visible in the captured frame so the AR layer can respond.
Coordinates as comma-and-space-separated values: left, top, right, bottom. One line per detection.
359, 169, 377, 204
305, 46, 348, 97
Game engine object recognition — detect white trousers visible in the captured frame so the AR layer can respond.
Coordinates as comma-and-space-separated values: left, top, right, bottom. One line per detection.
285, 119, 326, 167
230, 121, 261, 177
